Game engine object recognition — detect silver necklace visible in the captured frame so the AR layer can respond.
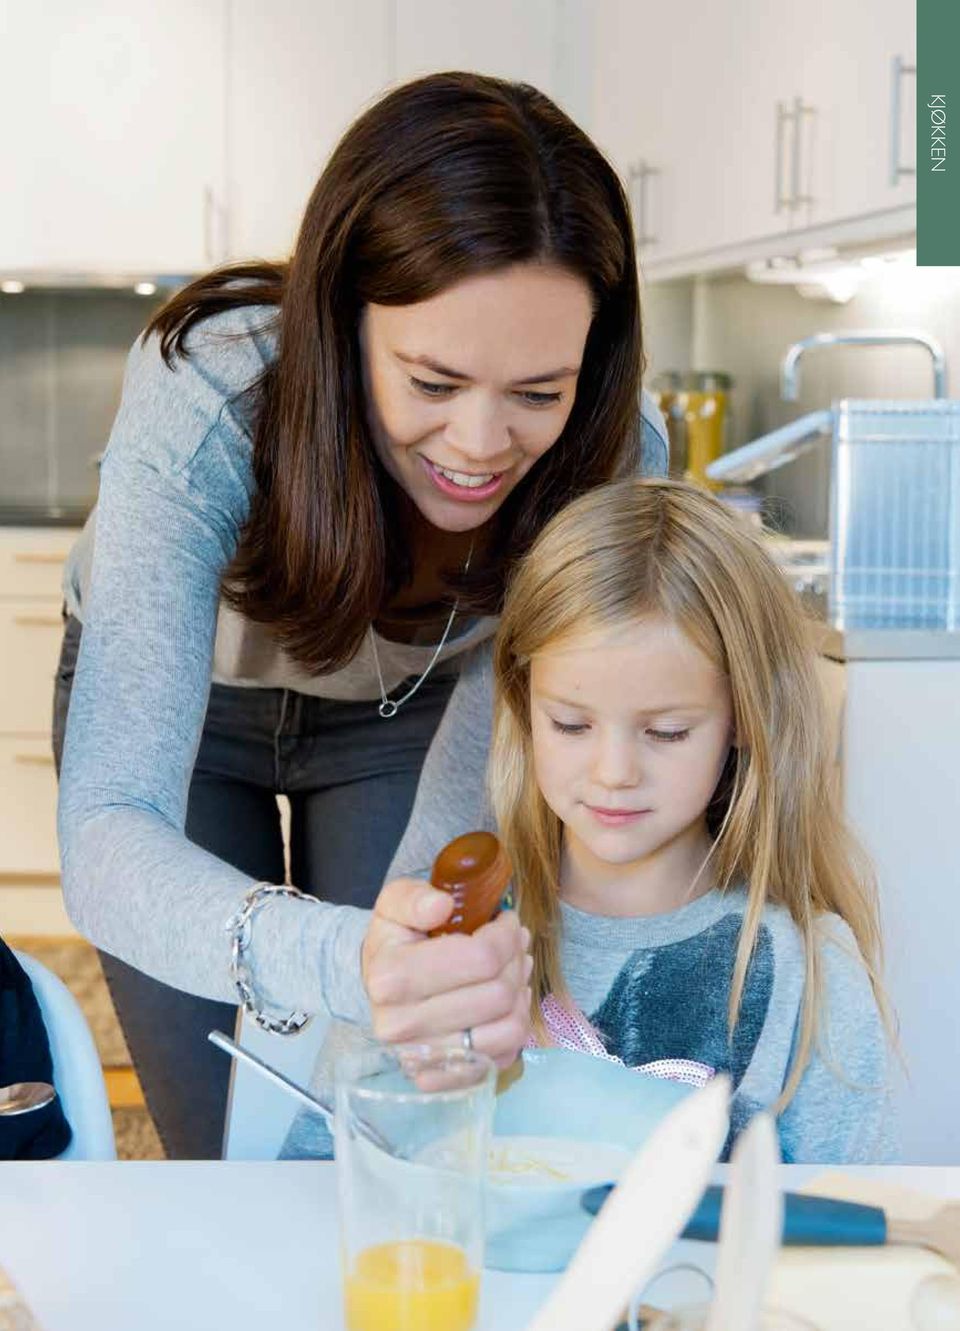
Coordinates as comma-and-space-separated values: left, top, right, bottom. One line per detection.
369, 545, 472, 719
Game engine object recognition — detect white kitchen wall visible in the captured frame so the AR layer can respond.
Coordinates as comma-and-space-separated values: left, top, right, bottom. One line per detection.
641, 262, 959, 535
639, 278, 696, 384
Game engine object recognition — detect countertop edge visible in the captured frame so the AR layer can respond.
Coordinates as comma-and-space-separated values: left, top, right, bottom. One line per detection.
814, 623, 960, 661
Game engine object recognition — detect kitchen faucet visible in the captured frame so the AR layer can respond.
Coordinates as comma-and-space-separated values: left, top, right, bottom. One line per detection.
780, 330, 948, 401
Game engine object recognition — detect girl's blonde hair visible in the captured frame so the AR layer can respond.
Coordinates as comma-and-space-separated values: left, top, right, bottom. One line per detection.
491, 477, 895, 1111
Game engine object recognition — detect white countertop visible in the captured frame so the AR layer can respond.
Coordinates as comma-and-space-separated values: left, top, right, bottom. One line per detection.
817, 625, 960, 661
1, 1163, 958, 1331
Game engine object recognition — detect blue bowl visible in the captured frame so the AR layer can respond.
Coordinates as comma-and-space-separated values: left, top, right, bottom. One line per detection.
485, 1048, 692, 1272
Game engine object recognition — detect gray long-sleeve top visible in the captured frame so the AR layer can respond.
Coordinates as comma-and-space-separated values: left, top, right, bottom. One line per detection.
57, 303, 670, 1024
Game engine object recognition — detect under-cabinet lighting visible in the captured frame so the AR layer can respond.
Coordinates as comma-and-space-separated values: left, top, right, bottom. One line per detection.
745, 245, 918, 303
794, 275, 860, 304
134, 281, 158, 296
1, 280, 26, 294
858, 248, 917, 271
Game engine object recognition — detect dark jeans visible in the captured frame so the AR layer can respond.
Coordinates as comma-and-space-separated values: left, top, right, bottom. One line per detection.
52, 614, 458, 1159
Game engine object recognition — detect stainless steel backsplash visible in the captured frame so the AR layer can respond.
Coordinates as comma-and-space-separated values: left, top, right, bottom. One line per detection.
0, 291, 162, 513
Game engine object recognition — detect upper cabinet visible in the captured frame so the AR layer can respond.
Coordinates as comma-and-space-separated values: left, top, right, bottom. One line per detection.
0, 1, 227, 274
1, 1, 914, 278
792, 0, 915, 229
225, 1, 392, 262
227, 0, 594, 262
0, 0, 588, 274
588, 0, 916, 277
589, 0, 747, 267
394, 0, 558, 97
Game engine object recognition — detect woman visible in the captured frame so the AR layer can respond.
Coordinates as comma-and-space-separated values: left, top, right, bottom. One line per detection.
55, 71, 668, 1158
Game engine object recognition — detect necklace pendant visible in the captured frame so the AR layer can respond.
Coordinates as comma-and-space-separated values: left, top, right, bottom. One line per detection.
378, 699, 399, 719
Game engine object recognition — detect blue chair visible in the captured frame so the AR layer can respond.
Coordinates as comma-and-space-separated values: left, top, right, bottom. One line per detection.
14, 950, 116, 1160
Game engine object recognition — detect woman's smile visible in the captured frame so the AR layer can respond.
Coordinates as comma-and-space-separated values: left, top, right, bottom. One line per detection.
420, 456, 508, 502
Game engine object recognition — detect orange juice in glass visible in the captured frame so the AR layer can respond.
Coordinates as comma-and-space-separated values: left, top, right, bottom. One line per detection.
344, 1237, 479, 1331
336, 1043, 494, 1331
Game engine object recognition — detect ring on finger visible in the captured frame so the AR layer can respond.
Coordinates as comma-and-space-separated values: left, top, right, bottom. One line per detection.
461, 1027, 475, 1053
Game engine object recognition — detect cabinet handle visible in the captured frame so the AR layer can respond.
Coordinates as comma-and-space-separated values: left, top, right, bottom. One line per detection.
639, 163, 659, 247
13, 613, 62, 628
13, 553, 66, 565
775, 102, 793, 213
627, 161, 643, 245
790, 96, 817, 210
204, 186, 229, 262
218, 193, 230, 261
14, 752, 55, 767
204, 185, 215, 263
628, 160, 660, 248
890, 54, 917, 185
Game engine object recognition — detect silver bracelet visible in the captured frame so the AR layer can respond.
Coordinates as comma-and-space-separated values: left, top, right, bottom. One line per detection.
225, 882, 317, 1036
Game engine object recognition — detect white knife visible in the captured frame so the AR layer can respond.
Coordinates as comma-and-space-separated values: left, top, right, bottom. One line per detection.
523, 1074, 731, 1331
704, 1111, 783, 1331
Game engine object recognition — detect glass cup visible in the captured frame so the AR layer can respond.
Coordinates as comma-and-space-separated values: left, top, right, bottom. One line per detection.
335, 1042, 495, 1331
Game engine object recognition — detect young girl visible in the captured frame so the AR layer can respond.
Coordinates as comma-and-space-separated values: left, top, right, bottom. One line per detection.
488, 477, 899, 1162
284, 476, 897, 1162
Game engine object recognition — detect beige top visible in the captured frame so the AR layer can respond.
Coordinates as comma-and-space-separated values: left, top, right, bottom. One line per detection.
209, 599, 496, 698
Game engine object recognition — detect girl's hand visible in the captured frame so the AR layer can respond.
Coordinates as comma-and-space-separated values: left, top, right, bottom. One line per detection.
361, 877, 533, 1069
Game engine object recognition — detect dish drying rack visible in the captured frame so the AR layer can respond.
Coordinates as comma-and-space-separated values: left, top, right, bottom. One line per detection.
708, 331, 959, 631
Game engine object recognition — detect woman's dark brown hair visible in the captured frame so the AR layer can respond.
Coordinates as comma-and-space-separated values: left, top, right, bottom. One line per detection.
146, 71, 644, 674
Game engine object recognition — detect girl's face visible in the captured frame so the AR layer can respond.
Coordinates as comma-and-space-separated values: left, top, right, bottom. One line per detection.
529, 614, 735, 884
359, 263, 594, 533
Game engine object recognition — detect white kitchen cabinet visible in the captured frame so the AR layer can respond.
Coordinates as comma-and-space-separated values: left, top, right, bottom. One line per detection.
589, 1, 669, 259
226, 0, 594, 265
0, 1, 227, 274
394, 0, 596, 134
225, 0, 392, 262
0, 527, 76, 882
590, 0, 795, 268
395, 0, 558, 94
589, 0, 915, 276
717, 0, 814, 248
1, 1, 915, 280
0, 0, 605, 278
795, 0, 915, 229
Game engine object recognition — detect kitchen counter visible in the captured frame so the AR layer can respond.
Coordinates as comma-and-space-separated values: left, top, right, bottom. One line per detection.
772, 541, 960, 660
0, 504, 89, 527
815, 623, 960, 660
1, 1162, 957, 1331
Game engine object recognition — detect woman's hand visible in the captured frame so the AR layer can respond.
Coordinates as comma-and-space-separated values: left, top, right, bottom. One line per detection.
361, 877, 533, 1068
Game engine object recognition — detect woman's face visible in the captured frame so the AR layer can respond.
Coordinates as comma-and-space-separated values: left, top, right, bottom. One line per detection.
359, 263, 594, 533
